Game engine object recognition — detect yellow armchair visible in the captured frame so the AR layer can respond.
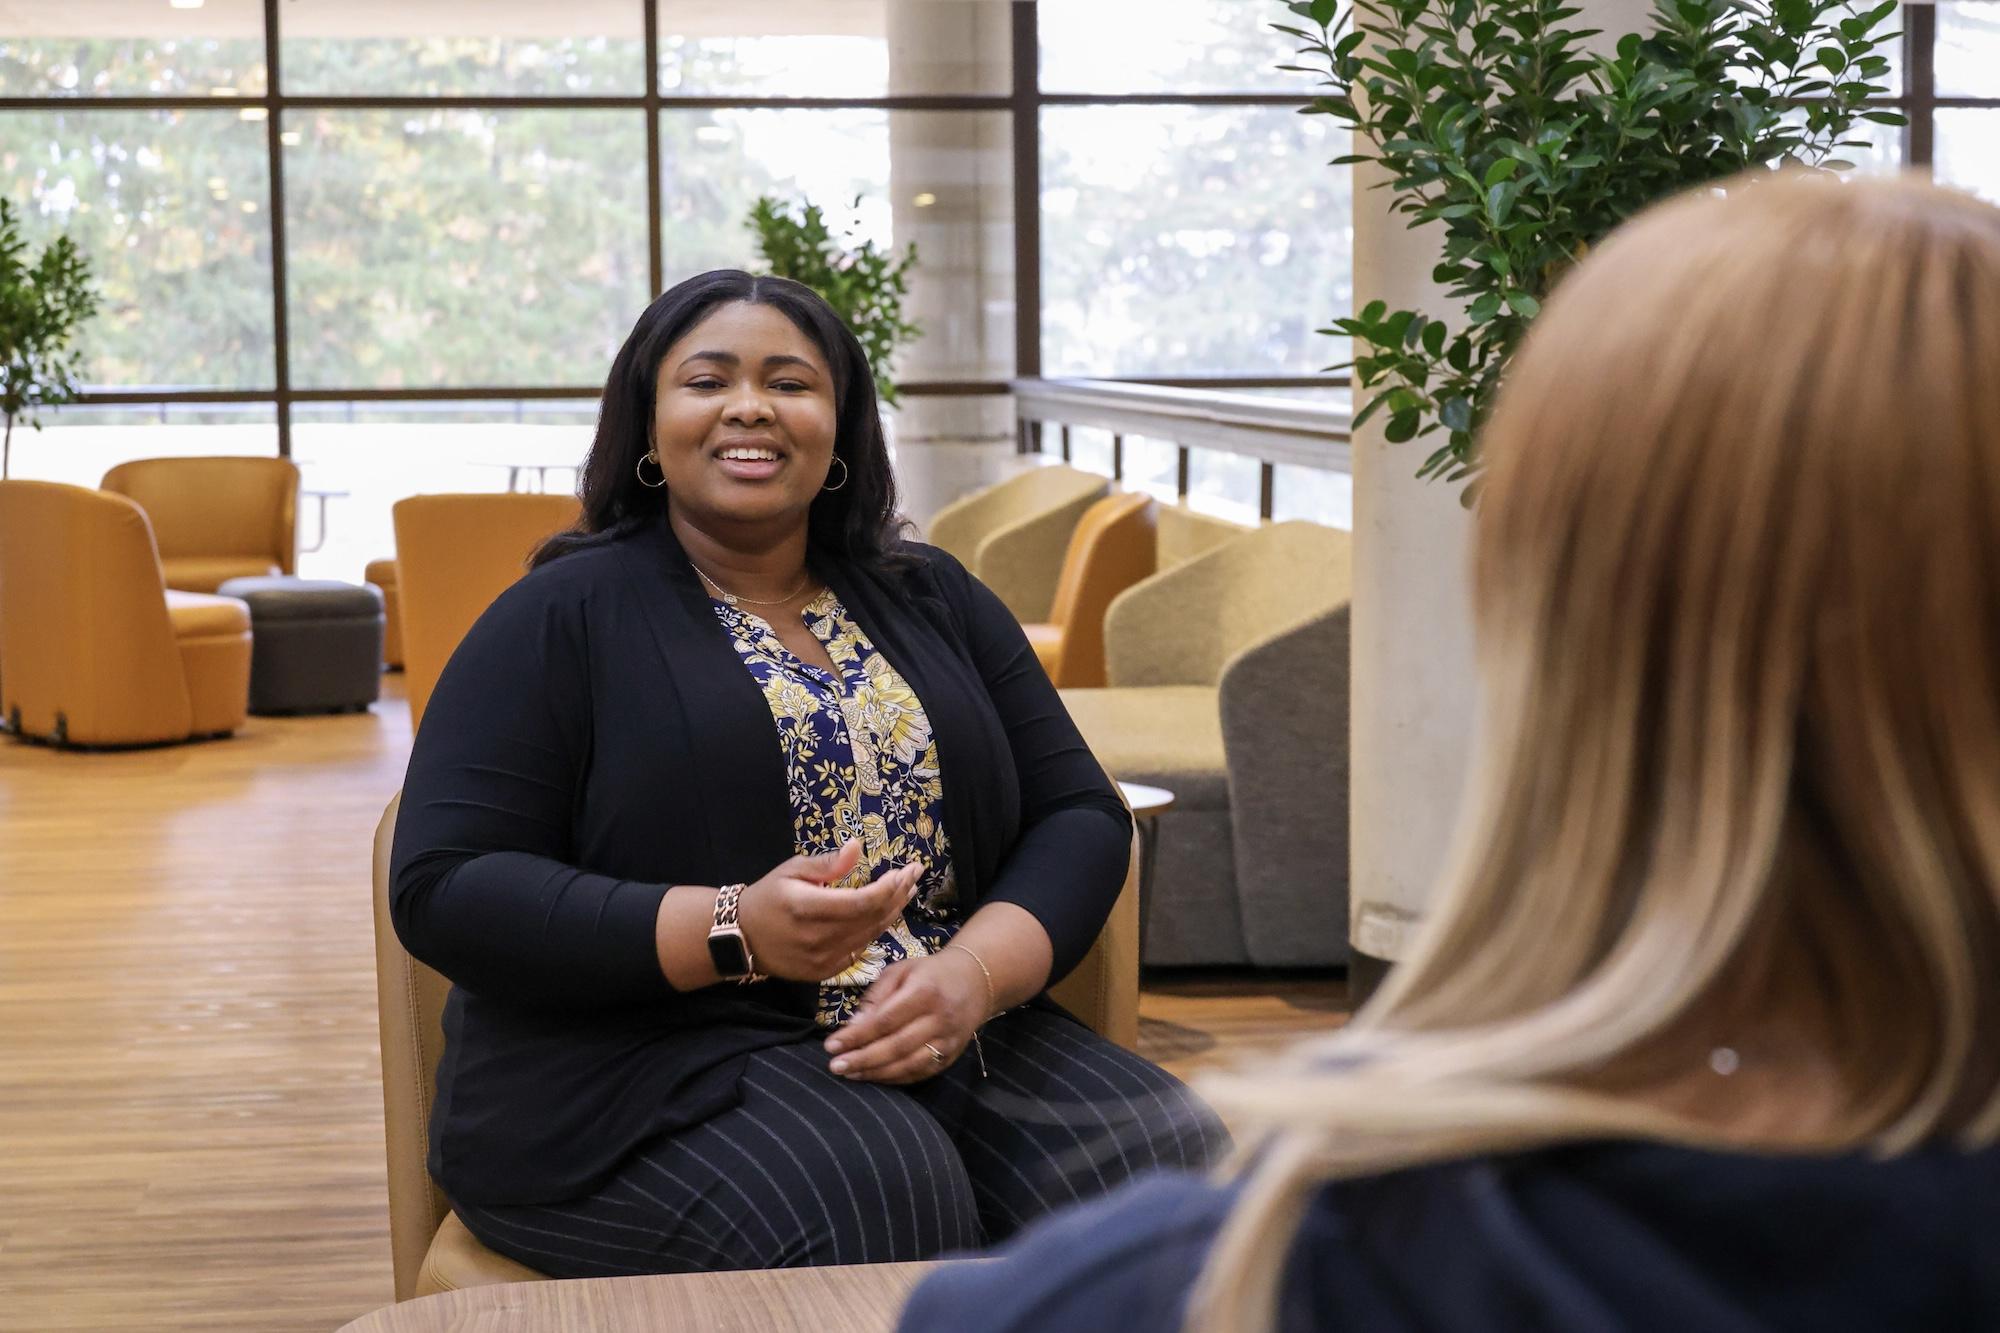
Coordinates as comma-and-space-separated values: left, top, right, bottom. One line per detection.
392, 493, 582, 731
100, 456, 299, 593
1022, 492, 1157, 688
0, 480, 251, 748
364, 557, 403, 669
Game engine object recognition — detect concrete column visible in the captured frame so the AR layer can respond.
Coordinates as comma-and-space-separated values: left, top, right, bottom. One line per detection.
1348, 0, 1653, 983
884, 0, 1023, 532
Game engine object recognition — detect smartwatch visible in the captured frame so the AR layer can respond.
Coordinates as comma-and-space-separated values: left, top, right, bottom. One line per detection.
707, 883, 763, 982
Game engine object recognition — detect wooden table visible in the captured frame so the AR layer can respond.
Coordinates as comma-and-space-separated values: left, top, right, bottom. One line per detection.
1117, 781, 1176, 957
338, 1261, 947, 1333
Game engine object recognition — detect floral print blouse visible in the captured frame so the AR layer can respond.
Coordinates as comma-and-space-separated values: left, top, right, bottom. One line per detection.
711, 586, 960, 1027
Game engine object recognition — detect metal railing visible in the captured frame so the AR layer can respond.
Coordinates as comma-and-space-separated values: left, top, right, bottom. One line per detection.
1010, 377, 1352, 523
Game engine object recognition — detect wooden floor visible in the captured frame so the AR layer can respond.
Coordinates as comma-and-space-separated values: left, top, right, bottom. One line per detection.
0, 675, 1347, 1331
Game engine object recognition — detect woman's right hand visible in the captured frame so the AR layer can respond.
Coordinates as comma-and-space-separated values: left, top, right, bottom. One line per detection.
736, 839, 922, 982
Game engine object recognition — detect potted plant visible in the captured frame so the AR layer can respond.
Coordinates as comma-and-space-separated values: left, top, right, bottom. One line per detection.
0, 197, 97, 480
747, 195, 920, 409
1279, 0, 1901, 491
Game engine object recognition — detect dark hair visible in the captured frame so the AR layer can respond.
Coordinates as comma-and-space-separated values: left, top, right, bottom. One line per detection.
532, 270, 909, 574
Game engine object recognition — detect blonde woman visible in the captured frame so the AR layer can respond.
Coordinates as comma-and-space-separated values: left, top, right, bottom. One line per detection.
900, 173, 2000, 1330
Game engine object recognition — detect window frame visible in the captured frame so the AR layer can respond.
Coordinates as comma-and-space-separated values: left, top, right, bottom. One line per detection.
0, 0, 1349, 455
15, 3, 1973, 452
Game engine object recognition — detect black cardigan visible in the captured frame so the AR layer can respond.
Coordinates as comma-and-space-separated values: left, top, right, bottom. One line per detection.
390, 517, 1132, 1206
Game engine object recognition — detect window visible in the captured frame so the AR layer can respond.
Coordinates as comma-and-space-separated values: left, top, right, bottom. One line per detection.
1934, 2, 2000, 202
1184, 446, 1261, 524
660, 0, 1009, 97
660, 109, 890, 285
0, 0, 266, 97
1041, 106, 1351, 377
0, 110, 274, 390
0, 1, 1379, 480
289, 401, 597, 581
661, 108, 1015, 381
1039, 0, 1302, 95
13, 402, 278, 489
1271, 462, 1353, 528
284, 110, 650, 388
1937, 2, 2000, 96
279, 2, 645, 95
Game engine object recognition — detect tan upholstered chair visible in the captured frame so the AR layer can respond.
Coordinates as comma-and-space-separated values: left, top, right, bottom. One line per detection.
926, 465, 1108, 621
373, 794, 546, 1301
364, 557, 403, 669
1021, 492, 1157, 689
1062, 520, 1353, 968
374, 793, 1139, 1298
0, 480, 251, 747
100, 456, 299, 593
392, 493, 581, 730
1155, 503, 1249, 570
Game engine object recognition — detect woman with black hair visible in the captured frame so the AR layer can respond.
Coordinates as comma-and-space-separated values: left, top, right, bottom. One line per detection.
389, 271, 1226, 1277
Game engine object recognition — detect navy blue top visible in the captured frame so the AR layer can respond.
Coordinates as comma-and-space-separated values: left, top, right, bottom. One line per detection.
900, 1140, 2000, 1331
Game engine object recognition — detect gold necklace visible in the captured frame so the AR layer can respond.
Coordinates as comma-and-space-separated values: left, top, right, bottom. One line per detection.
692, 562, 810, 608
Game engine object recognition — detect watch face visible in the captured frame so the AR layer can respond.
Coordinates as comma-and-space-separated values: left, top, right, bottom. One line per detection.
707, 929, 751, 978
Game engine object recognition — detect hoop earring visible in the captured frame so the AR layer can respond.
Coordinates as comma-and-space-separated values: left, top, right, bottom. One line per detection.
822, 455, 849, 493
635, 452, 667, 489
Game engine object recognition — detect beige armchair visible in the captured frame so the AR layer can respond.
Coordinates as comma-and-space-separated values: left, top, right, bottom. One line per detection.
926, 465, 1108, 621
1062, 520, 1353, 967
372, 795, 1138, 1300
100, 456, 299, 593
392, 493, 582, 730
0, 480, 251, 748
1155, 503, 1249, 569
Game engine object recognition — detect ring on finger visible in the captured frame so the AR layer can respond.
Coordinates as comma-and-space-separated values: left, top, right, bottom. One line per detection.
922, 1041, 945, 1066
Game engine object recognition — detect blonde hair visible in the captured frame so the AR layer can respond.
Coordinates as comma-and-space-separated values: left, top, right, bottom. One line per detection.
1189, 173, 2000, 1329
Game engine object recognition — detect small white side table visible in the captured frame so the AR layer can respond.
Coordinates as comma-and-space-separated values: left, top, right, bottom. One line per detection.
1116, 781, 1175, 956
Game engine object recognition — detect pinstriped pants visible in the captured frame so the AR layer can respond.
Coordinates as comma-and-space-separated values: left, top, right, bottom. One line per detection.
450, 1006, 1230, 1277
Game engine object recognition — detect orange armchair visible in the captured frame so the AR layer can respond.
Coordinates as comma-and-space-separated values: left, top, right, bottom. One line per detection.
0, 481, 251, 747
100, 456, 300, 593
1022, 492, 1157, 688
364, 557, 403, 669
393, 493, 582, 731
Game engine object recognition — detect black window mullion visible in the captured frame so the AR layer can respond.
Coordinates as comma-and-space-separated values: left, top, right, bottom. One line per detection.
1012, 2, 1041, 383
263, 0, 291, 457
644, 0, 664, 297
1908, 2, 1937, 171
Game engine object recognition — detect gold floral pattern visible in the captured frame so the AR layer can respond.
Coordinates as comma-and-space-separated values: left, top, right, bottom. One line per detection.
713, 588, 959, 1028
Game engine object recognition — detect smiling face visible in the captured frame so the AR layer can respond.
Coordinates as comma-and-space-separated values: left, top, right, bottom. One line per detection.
651, 300, 840, 539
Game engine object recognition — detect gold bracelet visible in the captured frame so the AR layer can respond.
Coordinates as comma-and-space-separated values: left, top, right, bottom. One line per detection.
944, 941, 997, 1022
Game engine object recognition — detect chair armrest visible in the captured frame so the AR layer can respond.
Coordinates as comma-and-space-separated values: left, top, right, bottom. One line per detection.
1046, 825, 1141, 1049
975, 489, 1102, 622
1216, 606, 1352, 965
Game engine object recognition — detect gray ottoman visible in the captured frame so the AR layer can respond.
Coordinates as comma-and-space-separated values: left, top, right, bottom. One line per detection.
216, 576, 384, 715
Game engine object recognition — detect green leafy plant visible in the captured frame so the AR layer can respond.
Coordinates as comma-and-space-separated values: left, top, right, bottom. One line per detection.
0, 197, 97, 479
1278, 0, 1902, 491
747, 196, 921, 408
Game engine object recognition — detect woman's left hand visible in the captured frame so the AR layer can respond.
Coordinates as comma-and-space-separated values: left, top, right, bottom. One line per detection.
824, 949, 987, 1084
